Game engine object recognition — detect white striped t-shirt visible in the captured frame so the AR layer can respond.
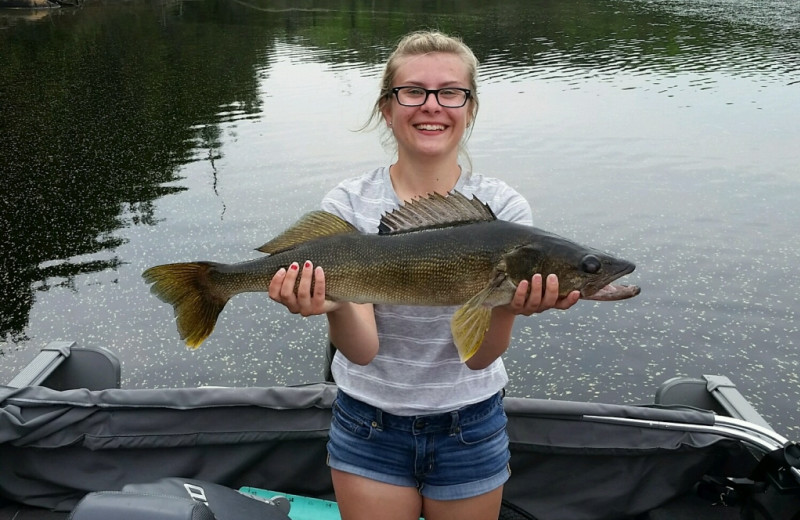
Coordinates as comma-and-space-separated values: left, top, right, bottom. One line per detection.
321, 165, 533, 416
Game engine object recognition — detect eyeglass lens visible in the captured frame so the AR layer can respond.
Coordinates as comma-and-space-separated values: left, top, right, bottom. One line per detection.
393, 87, 469, 108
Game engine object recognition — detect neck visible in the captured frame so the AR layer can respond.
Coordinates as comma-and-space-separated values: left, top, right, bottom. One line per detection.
389, 154, 462, 202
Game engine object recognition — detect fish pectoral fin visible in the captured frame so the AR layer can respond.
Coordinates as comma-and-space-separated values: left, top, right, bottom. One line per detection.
451, 272, 515, 362
450, 278, 503, 362
451, 303, 492, 363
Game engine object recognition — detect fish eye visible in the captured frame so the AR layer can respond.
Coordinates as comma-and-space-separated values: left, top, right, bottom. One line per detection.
581, 255, 601, 274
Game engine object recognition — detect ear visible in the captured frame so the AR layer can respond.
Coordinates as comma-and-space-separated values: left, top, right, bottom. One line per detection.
467, 99, 478, 128
380, 102, 393, 127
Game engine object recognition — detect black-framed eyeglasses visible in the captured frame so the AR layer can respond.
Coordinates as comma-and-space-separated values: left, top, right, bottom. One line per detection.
390, 86, 472, 108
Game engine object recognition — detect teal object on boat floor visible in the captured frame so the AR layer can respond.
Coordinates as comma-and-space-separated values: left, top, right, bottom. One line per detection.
240, 487, 341, 520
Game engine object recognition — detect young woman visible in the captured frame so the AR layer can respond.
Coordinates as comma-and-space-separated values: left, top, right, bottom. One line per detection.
269, 31, 580, 520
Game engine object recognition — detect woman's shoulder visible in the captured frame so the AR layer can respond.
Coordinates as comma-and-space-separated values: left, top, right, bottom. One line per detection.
321, 166, 394, 231
329, 166, 388, 196
459, 172, 533, 225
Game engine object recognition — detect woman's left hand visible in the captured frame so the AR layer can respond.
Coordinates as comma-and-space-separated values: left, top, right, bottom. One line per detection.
506, 273, 580, 316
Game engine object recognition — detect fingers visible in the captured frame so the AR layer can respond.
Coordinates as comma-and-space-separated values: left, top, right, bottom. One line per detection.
269, 261, 328, 316
511, 274, 580, 316
296, 262, 327, 316
268, 267, 286, 302
279, 262, 302, 310
311, 266, 326, 311
509, 279, 530, 310
268, 266, 293, 309
540, 274, 560, 309
296, 261, 314, 311
555, 290, 581, 310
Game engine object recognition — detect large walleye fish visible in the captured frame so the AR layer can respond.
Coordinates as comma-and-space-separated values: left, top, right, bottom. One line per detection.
143, 191, 640, 361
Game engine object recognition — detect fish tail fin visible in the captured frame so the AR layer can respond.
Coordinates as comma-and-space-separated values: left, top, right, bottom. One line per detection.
142, 262, 229, 349
451, 303, 492, 362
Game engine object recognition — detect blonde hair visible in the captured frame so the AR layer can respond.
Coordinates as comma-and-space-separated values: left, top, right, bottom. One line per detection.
366, 31, 480, 160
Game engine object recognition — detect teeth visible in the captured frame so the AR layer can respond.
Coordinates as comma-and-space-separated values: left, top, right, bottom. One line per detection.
415, 124, 445, 131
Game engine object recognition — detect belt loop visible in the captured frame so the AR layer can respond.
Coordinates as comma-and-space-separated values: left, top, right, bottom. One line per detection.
449, 410, 460, 435
374, 407, 383, 429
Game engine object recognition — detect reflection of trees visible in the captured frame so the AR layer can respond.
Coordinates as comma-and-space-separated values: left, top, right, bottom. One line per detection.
0, 0, 271, 340
1, 0, 795, 342
243, 0, 797, 82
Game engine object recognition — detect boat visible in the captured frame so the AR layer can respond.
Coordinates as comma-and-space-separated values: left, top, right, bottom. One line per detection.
1, 341, 799, 519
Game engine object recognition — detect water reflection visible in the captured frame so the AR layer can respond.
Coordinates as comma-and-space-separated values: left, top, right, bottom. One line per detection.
1, 0, 269, 340
1, 0, 798, 434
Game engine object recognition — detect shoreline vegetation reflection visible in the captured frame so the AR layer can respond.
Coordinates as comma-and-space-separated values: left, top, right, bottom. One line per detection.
3, 0, 796, 343
1, 0, 798, 432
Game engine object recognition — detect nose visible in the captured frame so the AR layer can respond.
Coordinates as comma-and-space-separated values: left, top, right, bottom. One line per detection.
421, 91, 441, 111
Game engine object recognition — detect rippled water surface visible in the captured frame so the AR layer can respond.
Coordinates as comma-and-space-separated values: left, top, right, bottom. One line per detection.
1, 0, 798, 434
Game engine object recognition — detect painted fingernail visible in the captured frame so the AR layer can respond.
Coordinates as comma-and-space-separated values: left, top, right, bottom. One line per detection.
304, 261, 312, 269
290, 263, 299, 271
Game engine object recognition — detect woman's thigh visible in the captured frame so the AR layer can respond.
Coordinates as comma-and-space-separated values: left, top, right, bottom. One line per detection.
422, 486, 504, 520
332, 469, 422, 520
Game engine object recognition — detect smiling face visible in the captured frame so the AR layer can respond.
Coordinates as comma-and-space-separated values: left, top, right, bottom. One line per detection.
381, 52, 475, 162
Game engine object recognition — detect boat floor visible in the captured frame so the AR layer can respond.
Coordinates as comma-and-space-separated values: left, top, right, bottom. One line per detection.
1, 493, 742, 520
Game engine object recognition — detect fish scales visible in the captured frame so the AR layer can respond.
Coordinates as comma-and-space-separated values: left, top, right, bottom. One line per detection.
214, 222, 505, 305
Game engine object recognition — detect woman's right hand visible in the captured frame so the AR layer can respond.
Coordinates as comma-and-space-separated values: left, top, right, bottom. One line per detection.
270, 260, 379, 365
269, 261, 341, 316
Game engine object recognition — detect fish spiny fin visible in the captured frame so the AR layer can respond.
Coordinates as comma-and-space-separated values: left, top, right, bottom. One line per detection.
142, 262, 230, 349
257, 211, 358, 254
379, 191, 496, 235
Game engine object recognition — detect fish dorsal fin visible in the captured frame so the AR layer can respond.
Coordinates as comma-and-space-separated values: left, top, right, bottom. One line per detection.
378, 191, 496, 235
257, 210, 358, 254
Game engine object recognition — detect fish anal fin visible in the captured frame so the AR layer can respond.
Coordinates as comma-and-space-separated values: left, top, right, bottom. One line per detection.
257, 211, 358, 254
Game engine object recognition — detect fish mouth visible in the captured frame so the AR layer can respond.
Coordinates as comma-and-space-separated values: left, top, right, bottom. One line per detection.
580, 263, 640, 301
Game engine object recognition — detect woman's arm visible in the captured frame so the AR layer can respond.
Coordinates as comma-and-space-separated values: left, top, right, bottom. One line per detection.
269, 261, 379, 365
465, 273, 580, 370
326, 301, 378, 366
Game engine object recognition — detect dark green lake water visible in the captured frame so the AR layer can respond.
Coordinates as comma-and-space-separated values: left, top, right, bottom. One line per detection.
1, 0, 798, 434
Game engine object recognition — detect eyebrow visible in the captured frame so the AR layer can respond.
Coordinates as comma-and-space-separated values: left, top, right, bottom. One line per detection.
397, 80, 467, 88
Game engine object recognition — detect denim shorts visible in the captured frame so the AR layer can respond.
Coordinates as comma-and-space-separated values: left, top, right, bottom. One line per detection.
327, 390, 510, 500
